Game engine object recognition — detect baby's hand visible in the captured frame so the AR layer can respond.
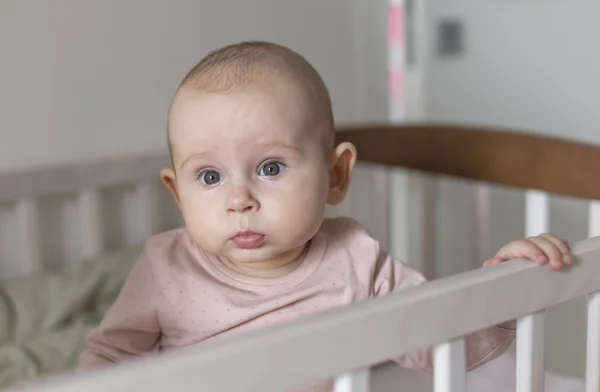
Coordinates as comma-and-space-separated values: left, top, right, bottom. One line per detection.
483, 233, 572, 271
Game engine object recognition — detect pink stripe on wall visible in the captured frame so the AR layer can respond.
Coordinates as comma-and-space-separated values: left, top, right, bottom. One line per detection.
388, 3, 405, 47
388, 1, 406, 121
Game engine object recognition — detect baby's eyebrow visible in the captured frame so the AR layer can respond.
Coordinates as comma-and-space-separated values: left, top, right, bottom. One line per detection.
260, 143, 303, 154
179, 143, 303, 170
180, 153, 210, 170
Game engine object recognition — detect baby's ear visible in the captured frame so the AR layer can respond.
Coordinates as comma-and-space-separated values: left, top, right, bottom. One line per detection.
160, 168, 182, 209
327, 142, 357, 205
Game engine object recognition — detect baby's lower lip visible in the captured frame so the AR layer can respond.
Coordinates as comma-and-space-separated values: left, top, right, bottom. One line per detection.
231, 232, 265, 249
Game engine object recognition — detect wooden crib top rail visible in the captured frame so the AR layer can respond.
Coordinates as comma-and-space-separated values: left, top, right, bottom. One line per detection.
336, 124, 600, 201
2, 123, 597, 204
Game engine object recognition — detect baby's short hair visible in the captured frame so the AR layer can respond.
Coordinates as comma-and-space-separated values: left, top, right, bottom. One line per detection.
167, 41, 335, 162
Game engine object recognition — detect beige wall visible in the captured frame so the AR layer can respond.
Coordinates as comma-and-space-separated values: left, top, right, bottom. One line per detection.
0, 0, 377, 171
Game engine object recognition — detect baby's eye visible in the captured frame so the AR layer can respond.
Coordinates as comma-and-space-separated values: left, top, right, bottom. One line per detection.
198, 170, 222, 185
259, 161, 286, 177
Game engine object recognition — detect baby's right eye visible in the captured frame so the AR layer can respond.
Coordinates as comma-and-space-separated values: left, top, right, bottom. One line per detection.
198, 170, 222, 185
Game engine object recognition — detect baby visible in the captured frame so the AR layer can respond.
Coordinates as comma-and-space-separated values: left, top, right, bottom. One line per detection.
78, 41, 572, 390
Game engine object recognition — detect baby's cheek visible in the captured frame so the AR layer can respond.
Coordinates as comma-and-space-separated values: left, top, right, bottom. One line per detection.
271, 178, 327, 228
180, 195, 219, 233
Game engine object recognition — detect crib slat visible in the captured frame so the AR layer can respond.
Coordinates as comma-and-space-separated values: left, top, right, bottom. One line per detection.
588, 202, 600, 238
474, 183, 491, 262
518, 191, 548, 392
586, 202, 600, 392
434, 338, 466, 392
373, 167, 391, 251
409, 174, 438, 279
15, 198, 42, 276
516, 311, 545, 392
135, 181, 159, 239
586, 291, 600, 392
389, 169, 410, 262
334, 369, 370, 392
78, 188, 102, 259
525, 190, 549, 236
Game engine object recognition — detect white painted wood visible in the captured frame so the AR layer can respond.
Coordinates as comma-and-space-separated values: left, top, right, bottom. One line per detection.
516, 311, 545, 392
389, 169, 410, 263
517, 190, 548, 392
588, 202, 600, 238
135, 181, 160, 239
408, 174, 438, 278
373, 166, 391, 251
586, 202, 600, 391
586, 291, 600, 392
474, 183, 491, 262
525, 190, 549, 237
19, 235, 600, 392
334, 369, 370, 392
15, 198, 41, 276
434, 338, 466, 392
0, 153, 169, 203
77, 188, 102, 260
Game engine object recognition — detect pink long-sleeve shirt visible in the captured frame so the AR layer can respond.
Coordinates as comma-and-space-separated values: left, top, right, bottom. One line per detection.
78, 217, 515, 390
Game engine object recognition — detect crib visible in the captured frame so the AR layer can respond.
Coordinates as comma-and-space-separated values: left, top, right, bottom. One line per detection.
2, 124, 600, 392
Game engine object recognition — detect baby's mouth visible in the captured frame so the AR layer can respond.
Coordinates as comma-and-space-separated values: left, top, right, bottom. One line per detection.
231, 231, 265, 249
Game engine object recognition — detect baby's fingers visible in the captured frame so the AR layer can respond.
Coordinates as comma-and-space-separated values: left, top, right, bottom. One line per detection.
528, 235, 569, 270
539, 233, 572, 263
493, 239, 549, 268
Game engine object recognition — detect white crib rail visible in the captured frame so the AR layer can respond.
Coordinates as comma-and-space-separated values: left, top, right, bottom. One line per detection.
16, 235, 600, 392
516, 190, 550, 392
587, 202, 600, 392
434, 338, 466, 392
0, 154, 169, 279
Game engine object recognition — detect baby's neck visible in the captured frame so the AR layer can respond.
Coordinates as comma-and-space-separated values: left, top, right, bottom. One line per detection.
218, 243, 309, 278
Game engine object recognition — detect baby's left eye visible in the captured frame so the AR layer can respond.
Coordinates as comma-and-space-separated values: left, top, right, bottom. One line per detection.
259, 161, 286, 177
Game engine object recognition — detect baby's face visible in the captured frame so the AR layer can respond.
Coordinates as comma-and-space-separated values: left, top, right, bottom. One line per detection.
164, 86, 333, 268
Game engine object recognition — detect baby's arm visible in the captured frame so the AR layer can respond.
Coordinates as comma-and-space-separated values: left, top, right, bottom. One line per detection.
78, 247, 162, 370
371, 252, 515, 373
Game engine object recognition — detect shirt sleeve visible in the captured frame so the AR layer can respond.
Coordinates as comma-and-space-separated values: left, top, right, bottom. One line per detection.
77, 245, 162, 370
372, 249, 516, 373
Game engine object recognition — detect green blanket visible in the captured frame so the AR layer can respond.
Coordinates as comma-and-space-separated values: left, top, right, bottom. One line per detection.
0, 245, 141, 389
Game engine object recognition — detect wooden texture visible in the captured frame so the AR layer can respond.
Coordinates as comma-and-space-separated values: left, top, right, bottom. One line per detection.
336, 125, 600, 201
20, 235, 600, 392
3, 124, 600, 205
0, 153, 169, 203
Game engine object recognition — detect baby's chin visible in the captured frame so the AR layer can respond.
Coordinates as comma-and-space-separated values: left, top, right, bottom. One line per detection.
200, 239, 306, 269
220, 245, 304, 265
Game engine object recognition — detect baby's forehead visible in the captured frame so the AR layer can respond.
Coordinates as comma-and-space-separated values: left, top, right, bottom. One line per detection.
168, 88, 327, 151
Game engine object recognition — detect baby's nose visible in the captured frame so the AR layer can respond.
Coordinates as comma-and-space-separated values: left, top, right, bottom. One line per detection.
226, 187, 260, 214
